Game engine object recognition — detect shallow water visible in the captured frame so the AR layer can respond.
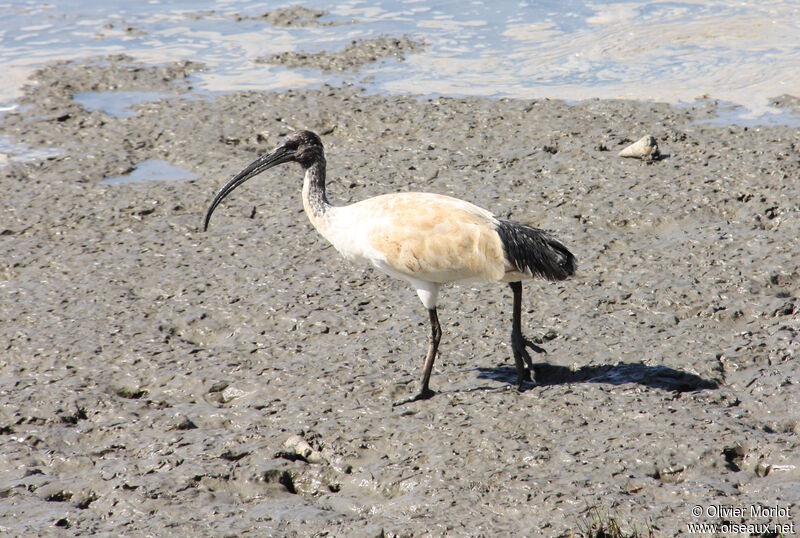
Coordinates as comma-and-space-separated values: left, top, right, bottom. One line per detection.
1, 0, 799, 118
0, 134, 62, 167
74, 90, 177, 118
102, 158, 197, 184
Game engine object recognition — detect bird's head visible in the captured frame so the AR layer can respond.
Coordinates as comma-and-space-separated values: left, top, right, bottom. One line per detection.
203, 130, 324, 231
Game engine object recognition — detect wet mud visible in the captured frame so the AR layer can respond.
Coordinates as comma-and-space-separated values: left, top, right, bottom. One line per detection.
0, 56, 798, 536
238, 6, 345, 27
259, 36, 424, 73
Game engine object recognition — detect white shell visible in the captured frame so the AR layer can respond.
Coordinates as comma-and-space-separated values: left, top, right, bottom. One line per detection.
283, 434, 328, 464
619, 135, 659, 159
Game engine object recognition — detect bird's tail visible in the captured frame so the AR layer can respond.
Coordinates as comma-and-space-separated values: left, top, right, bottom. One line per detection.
495, 219, 577, 281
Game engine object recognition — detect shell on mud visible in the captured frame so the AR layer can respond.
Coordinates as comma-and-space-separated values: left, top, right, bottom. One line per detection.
282, 434, 329, 464
618, 135, 660, 160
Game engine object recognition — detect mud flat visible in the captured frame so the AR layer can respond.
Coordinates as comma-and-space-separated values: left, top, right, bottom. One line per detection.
258, 36, 424, 73
0, 55, 798, 536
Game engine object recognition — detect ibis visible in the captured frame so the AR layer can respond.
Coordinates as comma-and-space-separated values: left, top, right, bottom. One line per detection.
204, 130, 576, 404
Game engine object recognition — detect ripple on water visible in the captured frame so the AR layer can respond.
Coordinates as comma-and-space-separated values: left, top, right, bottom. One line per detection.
0, 1, 798, 118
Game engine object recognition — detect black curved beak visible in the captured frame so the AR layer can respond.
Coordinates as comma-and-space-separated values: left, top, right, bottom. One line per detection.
204, 145, 294, 231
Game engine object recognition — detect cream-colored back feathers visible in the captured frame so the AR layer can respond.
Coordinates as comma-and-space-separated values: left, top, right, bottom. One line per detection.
309, 192, 508, 284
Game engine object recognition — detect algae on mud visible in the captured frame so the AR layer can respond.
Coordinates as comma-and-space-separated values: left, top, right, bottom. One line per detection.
0, 56, 798, 536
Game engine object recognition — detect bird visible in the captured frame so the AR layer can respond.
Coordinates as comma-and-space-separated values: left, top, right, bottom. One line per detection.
204, 130, 576, 404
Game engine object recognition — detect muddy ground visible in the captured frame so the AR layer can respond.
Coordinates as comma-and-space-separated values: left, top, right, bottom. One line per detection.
0, 53, 798, 537
258, 36, 424, 73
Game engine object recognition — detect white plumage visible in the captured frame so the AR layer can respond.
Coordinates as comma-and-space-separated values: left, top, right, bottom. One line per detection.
204, 130, 576, 403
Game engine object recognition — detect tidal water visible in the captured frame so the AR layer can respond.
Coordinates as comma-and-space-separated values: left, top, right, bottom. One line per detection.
2, 1, 799, 121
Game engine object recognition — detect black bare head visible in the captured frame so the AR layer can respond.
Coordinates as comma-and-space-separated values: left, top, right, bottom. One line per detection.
277, 130, 325, 169
203, 130, 325, 231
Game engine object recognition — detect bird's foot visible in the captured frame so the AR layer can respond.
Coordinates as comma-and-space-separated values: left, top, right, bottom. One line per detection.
516, 372, 535, 392
392, 386, 435, 407
512, 333, 546, 390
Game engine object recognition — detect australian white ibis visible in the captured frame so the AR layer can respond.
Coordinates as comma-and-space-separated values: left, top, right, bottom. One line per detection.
204, 130, 576, 404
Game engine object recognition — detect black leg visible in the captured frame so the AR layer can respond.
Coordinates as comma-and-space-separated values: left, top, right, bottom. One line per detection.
509, 281, 546, 390
394, 308, 441, 406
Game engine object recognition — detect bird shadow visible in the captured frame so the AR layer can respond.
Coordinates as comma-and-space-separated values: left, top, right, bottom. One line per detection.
475, 361, 718, 392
